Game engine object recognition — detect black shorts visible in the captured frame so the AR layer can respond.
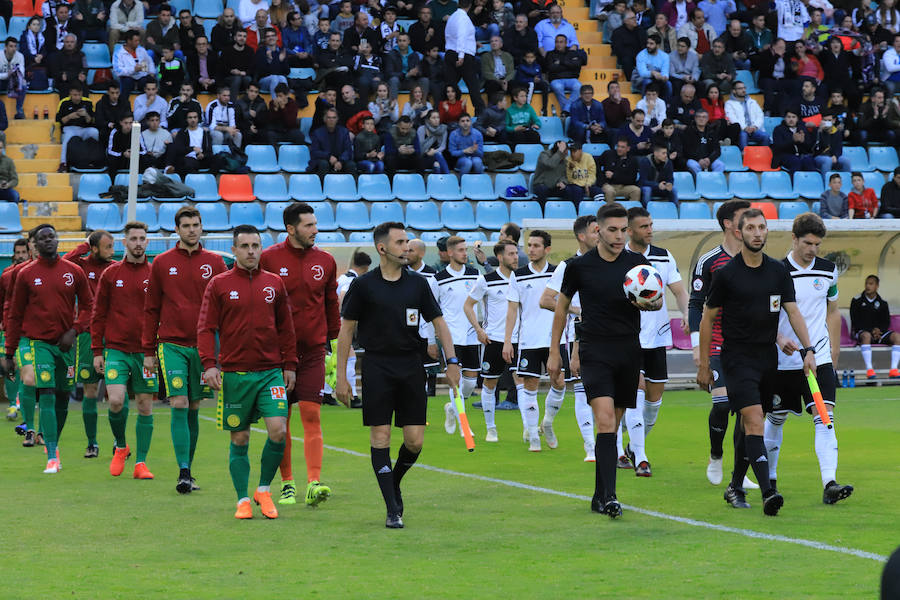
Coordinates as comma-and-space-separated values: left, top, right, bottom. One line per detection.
578, 338, 640, 409
710, 354, 727, 390
361, 354, 426, 427
854, 329, 894, 344
421, 340, 439, 369
640, 347, 668, 383
721, 346, 778, 413
451, 344, 481, 371
772, 364, 837, 415
481, 340, 515, 378
516, 345, 571, 379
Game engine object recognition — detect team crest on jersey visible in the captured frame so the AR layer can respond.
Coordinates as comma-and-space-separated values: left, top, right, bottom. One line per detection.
171, 376, 184, 389
693, 278, 702, 291
33, 277, 42, 286
772, 394, 782, 408
875, 301, 881, 309
40, 371, 51, 382
66, 366, 75, 378
88, 272, 96, 279
200, 264, 213, 279
168, 267, 178, 276
80, 368, 90, 379
769, 295, 781, 312
107, 368, 118, 380
311, 264, 325, 281
519, 357, 529, 369
116, 279, 124, 287
263, 286, 276, 303
279, 267, 289, 277
24, 352, 32, 361
482, 361, 490, 371
142, 367, 155, 380
270, 386, 286, 400
63, 272, 74, 286
143, 279, 149, 292
406, 308, 419, 326
226, 414, 241, 427
229, 290, 239, 300
813, 278, 825, 291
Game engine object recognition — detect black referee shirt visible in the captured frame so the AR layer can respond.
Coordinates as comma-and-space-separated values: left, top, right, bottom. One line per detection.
706, 252, 796, 348
560, 247, 648, 340
341, 267, 442, 355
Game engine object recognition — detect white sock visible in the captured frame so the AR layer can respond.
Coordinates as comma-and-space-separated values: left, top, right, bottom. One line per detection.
520, 388, 540, 437
861, 344, 873, 370
516, 384, 526, 428
764, 412, 786, 481
644, 398, 662, 437
543, 386, 565, 424
481, 386, 496, 429
625, 389, 647, 464
573, 383, 594, 446
892, 346, 900, 370
347, 355, 358, 396
460, 375, 477, 400
257, 485, 270, 493
814, 411, 838, 486
615, 421, 624, 457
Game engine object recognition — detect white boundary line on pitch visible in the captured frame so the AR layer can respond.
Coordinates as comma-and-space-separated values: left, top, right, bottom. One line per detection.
198, 416, 887, 563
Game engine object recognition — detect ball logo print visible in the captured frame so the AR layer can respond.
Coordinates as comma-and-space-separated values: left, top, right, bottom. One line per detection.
311, 264, 325, 281
200, 264, 213, 279
171, 376, 184, 389
624, 265, 664, 306
263, 286, 276, 303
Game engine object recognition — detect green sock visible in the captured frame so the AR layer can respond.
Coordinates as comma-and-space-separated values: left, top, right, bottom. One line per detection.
108, 408, 127, 448
82, 396, 98, 446
188, 407, 199, 467
171, 407, 190, 469
5, 377, 17, 407
19, 383, 35, 430
229, 442, 250, 500
55, 392, 69, 439
259, 438, 286, 488
39, 391, 58, 457
135, 414, 153, 463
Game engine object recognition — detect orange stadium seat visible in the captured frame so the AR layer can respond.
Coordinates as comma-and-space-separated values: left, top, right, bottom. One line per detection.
743, 146, 778, 172
750, 201, 778, 220
218, 174, 256, 202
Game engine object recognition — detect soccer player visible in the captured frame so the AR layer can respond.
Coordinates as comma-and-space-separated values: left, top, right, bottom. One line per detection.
549, 203, 660, 518
621, 206, 690, 476
0, 238, 29, 421
336, 221, 460, 528
850, 274, 900, 379
64, 229, 115, 458
463, 239, 520, 442
3, 224, 93, 473
143, 206, 227, 493
328, 249, 372, 408
504, 230, 565, 452
697, 208, 817, 516
91, 222, 158, 479
259, 202, 341, 507
765, 213, 853, 504
3, 232, 38, 441
540, 215, 599, 462
199, 225, 297, 520
407, 239, 441, 396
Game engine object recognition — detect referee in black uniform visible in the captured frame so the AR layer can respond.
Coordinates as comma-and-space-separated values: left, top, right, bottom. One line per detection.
549, 203, 662, 518
697, 208, 816, 516
337, 222, 460, 529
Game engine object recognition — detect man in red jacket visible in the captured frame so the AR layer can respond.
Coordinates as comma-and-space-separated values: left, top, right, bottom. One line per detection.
92, 221, 158, 480
3, 224, 93, 474
2, 232, 37, 442
143, 206, 227, 494
0, 237, 30, 423
198, 224, 297, 520
259, 202, 341, 507
64, 229, 115, 459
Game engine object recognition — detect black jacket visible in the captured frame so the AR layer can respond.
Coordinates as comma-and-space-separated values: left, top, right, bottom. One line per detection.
682, 124, 721, 162
44, 16, 82, 53
173, 126, 213, 158
503, 28, 538, 64
408, 20, 444, 54
220, 44, 255, 79
166, 97, 202, 131
610, 25, 646, 67
880, 180, 900, 215
544, 49, 584, 81
95, 95, 131, 139
186, 51, 219, 88
771, 122, 815, 167
597, 150, 639, 185
384, 49, 423, 80
211, 22, 240, 56
850, 293, 891, 334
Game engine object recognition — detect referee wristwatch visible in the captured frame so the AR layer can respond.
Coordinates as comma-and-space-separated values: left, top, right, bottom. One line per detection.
446, 357, 460, 365
799, 346, 815, 359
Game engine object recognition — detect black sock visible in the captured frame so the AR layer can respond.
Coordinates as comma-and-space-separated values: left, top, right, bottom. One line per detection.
393, 444, 420, 488
708, 401, 730, 458
744, 434, 773, 496
55, 391, 69, 438
594, 432, 617, 501
730, 415, 750, 488
371, 447, 398, 513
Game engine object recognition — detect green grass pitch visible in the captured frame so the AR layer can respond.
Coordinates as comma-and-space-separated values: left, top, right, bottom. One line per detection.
3, 387, 896, 599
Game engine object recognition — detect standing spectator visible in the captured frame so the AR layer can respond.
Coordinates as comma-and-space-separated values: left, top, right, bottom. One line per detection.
503, 13, 538, 65
422, 45, 446, 103
0, 140, 19, 202
598, 137, 641, 202
448, 113, 484, 173
668, 36, 700, 98
849, 172, 879, 218
205, 87, 242, 147
133, 79, 169, 127
408, 6, 444, 55
881, 168, 900, 218
166, 82, 202, 132
106, 113, 150, 174
145, 4, 180, 58
611, 11, 646, 82
167, 109, 212, 175
315, 32, 353, 91
821, 36, 860, 111
401, 84, 432, 127
635, 34, 671, 96
157, 46, 186, 99
266, 83, 305, 145
256, 28, 290, 99
475, 91, 507, 144
718, 18, 753, 69
342, 11, 381, 54
639, 144, 676, 206
480, 35, 514, 97
621, 108, 652, 154
309, 108, 356, 177
385, 32, 427, 100
776, 0, 809, 42
819, 173, 849, 219
0, 38, 24, 120
384, 115, 421, 172
567, 84, 606, 144
368, 81, 399, 134
76, 0, 108, 43
141, 112, 173, 168
418, 108, 450, 172
534, 4, 578, 54
95, 80, 130, 143
113, 30, 155, 96
439, 84, 468, 126
565, 141, 600, 206
505, 87, 541, 144
545, 33, 583, 114
683, 109, 723, 173
532, 140, 568, 205
211, 8, 242, 56
187, 36, 218, 94
771, 108, 816, 172
677, 9, 716, 55
698, 0, 736, 36
636, 84, 667, 129
177, 10, 206, 55
757, 37, 795, 115
601, 79, 631, 131
699, 38, 736, 94
283, 11, 314, 66
108, 0, 145, 52
57, 84, 99, 172
660, 0, 696, 32
648, 13, 679, 53
236, 81, 269, 144
221, 29, 255, 98
45, 5, 82, 52
724, 80, 769, 148
354, 115, 385, 173
47, 34, 86, 95
445, 0, 484, 115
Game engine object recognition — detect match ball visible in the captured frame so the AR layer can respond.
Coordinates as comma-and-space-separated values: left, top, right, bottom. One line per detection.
623, 265, 664, 307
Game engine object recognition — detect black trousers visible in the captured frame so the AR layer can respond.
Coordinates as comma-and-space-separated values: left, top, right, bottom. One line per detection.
444, 50, 484, 115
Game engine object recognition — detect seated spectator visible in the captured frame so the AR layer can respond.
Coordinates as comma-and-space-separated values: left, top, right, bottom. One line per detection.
95, 80, 130, 143
167, 108, 212, 176
421, 45, 446, 104
880, 168, 900, 218
311, 87, 337, 131
313, 16, 332, 53
667, 81, 700, 130
505, 87, 540, 144
401, 84, 432, 128
46, 5, 82, 52
683, 109, 723, 173
635, 34, 671, 97
309, 108, 356, 177
166, 82, 202, 132
797, 77, 825, 124
76, 0, 109, 43
418, 108, 450, 172
0, 38, 25, 120
849, 171, 879, 219
108, 0, 145, 51
639, 143, 677, 206
698, 0, 735, 37
719, 18, 753, 69
487, 0, 514, 39
385, 115, 421, 172
0, 140, 19, 202
747, 13, 773, 60
354, 115, 385, 173
599, 136, 641, 202
113, 30, 155, 97
521, 0, 550, 27
701, 83, 740, 144
699, 38, 735, 94
283, 10, 315, 67
267, 83, 305, 145
256, 27, 291, 99
819, 173, 849, 219
648, 13, 678, 53
532, 140, 569, 206
409, 6, 444, 55
636, 84, 666, 130
601, 79, 631, 131
222, 29, 255, 98
369, 82, 399, 134
824, 89, 861, 146
47, 34, 85, 95
821, 37, 860, 111
472, 0, 492, 42
724, 80, 769, 148
850, 274, 900, 378
621, 108, 652, 155
386, 33, 428, 100
343, 11, 382, 54
141, 111, 173, 168
351, 39, 382, 99
439, 84, 467, 127
240, 0, 269, 27
336, 83, 367, 127
652, 119, 686, 170
187, 36, 218, 94
57, 83, 99, 172
448, 114, 484, 174
107, 113, 150, 174
678, 9, 716, 55
268, 0, 291, 29
236, 81, 269, 144
145, 4, 179, 58
604, 0, 628, 32
660, 0, 695, 33
133, 79, 169, 128
771, 108, 816, 172
565, 141, 600, 206
246, 9, 282, 52
331, 1, 356, 37
858, 87, 898, 146
814, 117, 851, 175
668, 36, 699, 98
503, 14, 538, 65
611, 11, 646, 83
481, 35, 514, 97
157, 46, 186, 99
545, 34, 583, 114
205, 86, 242, 147
512, 50, 549, 115
882, 33, 900, 95
803, 5, 830, 39
315, 32, 353, 91
567, 84, 606, 143
177, 9, 206, 52
21, 17, 47, 74
758, 38, 796, 115
534, 4, 578, 54
791, 40, 823, 84
211, 8, 242, 56
378, 6, 402, 53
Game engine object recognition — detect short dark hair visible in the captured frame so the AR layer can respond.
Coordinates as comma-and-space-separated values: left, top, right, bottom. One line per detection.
829, 172, 842, 182
69, 82, 83, 93
283, 202, 315, 229
792, 212, 827, 239
737, 207, 765, 230
458, 0, 472, 9
124, 29, 141, 42
351, 250, 372, 268
373, 221, 405, 247
445, 235, 465, 250
13, 237, 28, 250
124, 221, 148, 235
489, 91, 506, 105
677, 36, 691, 47
88, 230, 113, 247
573, 214, 596, 237
851, 171, 864, 179
108, 80, 120, 90
597, 202, 628, 222
627, 206, 650, 221
145, 111, 160, 120
648, 33, 661, 44
501, 222, 521, 243
715, 199, 751, 231
528, 229, 551, 248
397, 115, 412, 124
274, 82, 290, 95
5, 37, 16, 46
233, 224, 261, 243
866, 274, 880, 284
174, 206, 201, 228
31, 223, 56, 237
580, 84, 594, 94
493, 239, 517, 257
159, 3, 172, 12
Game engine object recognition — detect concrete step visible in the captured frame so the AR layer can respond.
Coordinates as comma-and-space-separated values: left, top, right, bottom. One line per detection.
19, 173, 70, 187
15, 159, 61, 173
21, 215, 81, 231
7, 144, 61, 160
58, 234, 87, 252
581, 69, 630, 92
18, 186, 72, 202
586, 54, 618, 69
22, 201, 79, 217
585, 43, 611, 56
0, 95, 60, 120
6, 121, 56, 144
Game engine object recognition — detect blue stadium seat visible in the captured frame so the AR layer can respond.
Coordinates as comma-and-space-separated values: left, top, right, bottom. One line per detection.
420, 231, 450, 242
515, 144, 543, 172
578, 200, 602, 216
441, 201, 477, 230
85, 204, 123, 232
316, 231, 346, 243
370, 201, 405, 225
811, 201, 820, 214
648, 201, 678, 220
289, 67, 317, 81
194, 0, 224, 18
260, 232, 275, 248
457, 231, 487, 242
696, 172, 733, 200
229, 203, 265, 229
489, 231, 501, 241
405, 202, 443, 230
212, 144, 229, 154
146, 235, 169, 254
538, 116, 567, 144
201, 237, 233, 253
672, 171, 700, 201
760, 171, 799, 200
495, 173, 532, 200
583, 143, 610, 157
824, 171, 852, 194
114, 173, 144, 188
869, 146, 900, 172
253, 174, 289, 202
245, 145, 280, 173
393, 173, 427, 201
461, 174, 496, 200
728, 172, 764, 199
735, 69, 759, 94
509, 200, 542, 223
335, 203, 371, 230
0, 203, 21, 233
309, 202, 337, 231
77, 174, 112, 202
348, 232, 374, 243
777, 201, 810, 220
157, 204, 185, 231
197, 203, 229, 232
278, 145, 310, 173
864, 171, 885, 192
203, 19, 215, 39
842, 147, 871, 171
679, 203, 711, 219
7, 17, 28, 41
323, 174, 358, 201
427, 174, 463, 201
476, 200, 509, 229
794, 171, 824, 199
543, 200, 576, 220
720, 145, 748, 172
135, 203, 159, 232
357, 174, 393, 201
167, 0, 192, 15
617, 201, 642, 211
184, 173, 220, 202
764, 116, 783, 135
299, 118, 313, 143
83, 43, 112, 68
265, 202, 291, 231
289, 174, 326, 201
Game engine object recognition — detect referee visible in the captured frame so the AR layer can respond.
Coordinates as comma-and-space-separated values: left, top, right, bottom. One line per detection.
697, 208, 816, 516
549, 203, 661, 518
336, 221, 461, 529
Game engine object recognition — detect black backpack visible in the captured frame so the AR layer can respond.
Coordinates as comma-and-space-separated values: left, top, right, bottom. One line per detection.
67, 136, 104, 169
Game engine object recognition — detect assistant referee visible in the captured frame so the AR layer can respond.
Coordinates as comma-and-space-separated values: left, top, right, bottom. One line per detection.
697, 208, 816, 516
336, 221, 461, 529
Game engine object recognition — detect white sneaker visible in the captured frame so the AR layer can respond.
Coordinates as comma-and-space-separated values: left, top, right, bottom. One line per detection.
743, 475, 760, 490
43, 458, 60, 474
541, 419, 558, 449
584, 443, 595, 462
528, 435, 541, 452
485, 428, 498, 442
707, 456, 723, 485
443, 402, 457, 435
459, 425, 473, 438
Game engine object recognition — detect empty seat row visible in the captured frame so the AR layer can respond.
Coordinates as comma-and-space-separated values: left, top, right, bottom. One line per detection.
674, 170, 887, 201
86, 202, 270, 233
742, 146, 899, 173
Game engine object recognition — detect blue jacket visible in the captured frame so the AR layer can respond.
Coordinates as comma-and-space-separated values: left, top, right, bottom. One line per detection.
513, 61, 542, 85
638, 155, 674, 187
568, 98, 606, 130
635, 48, 669, 79
282, 25, 313, 56
310, 125, 353, 163
448, 128, 484, 158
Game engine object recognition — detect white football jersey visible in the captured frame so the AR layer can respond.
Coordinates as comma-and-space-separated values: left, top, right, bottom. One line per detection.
337, 269, 362, 297
507, 262, 555, 349
777, 254, 839, 370
468, 269, 518, 343
627, 243, 682, 349
435, 264, 480, 346
546, 255, 580, 343
409, 263, 439, 342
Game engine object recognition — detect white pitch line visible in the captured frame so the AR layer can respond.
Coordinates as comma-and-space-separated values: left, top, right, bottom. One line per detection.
199, 416, 887, 563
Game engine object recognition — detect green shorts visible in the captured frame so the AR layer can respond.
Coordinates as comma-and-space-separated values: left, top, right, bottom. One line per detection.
76, 332, 101, 384
105, 348, 159, 396
31, 339, 74, 392
15, 337, 34, 369
157, 342, 212, 403
217, 368, 288, 431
